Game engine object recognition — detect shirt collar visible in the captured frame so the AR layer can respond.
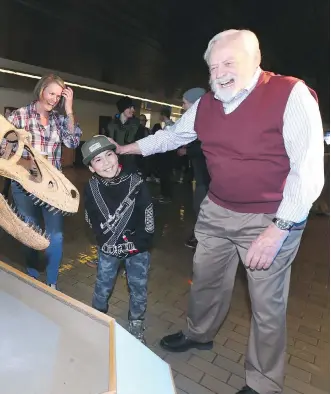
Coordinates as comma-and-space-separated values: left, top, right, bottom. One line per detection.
165, 119, 174, 126
93, 166, 126, 185
29, 101, 56, 118
245, 67, 262, 93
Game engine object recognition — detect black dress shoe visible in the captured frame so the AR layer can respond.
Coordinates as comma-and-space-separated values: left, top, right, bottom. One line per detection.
160, 331, 213, 352
237, 386, 259, 394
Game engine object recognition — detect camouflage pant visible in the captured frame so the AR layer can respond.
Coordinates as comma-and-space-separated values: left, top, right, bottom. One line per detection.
92, 250, 150, 320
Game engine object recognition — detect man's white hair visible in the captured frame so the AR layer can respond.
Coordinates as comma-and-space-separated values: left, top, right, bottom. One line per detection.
204, 29, 261, 65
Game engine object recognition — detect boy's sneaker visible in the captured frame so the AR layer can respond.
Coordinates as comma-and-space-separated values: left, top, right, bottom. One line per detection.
87, 259, 98, 268
128, 320, 146, 344
48, 284, 57, 290
185, 235, 198, 249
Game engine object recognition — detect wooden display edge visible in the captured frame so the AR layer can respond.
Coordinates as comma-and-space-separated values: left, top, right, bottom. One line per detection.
0, 260, 117, 394
108, 318, 117, 393
169, 363, 178, 394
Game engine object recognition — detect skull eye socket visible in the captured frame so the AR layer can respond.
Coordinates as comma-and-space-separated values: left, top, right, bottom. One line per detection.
0, 132, 44, 182
0, 130, 18, 160
71, 189, 77, 199
4, 130, 18, 143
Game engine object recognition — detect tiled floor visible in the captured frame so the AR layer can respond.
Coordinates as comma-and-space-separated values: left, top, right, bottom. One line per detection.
0, 168, 329, 394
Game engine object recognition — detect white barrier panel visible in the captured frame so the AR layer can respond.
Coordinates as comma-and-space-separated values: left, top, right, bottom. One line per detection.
0, 262, 176, 394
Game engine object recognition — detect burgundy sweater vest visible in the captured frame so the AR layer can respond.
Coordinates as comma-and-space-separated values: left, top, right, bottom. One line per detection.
194, 71, 318, 214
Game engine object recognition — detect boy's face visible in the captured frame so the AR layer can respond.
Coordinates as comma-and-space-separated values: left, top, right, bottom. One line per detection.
123, 106, 135, 118
89, 150, 119, 178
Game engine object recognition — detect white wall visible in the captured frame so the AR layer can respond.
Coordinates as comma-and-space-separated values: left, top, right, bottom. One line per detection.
0, 87, 117, 140
0, 56, 182, 110
0, 86, 183, 139
0, 56, 183, 138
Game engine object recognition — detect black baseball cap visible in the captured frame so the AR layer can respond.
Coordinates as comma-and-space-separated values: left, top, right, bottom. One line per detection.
81, 135, 116, 165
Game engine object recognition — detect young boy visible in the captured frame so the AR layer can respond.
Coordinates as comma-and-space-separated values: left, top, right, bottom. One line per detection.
81, 135, 154, 343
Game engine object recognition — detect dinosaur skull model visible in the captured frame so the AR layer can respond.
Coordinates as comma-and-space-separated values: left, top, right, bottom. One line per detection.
0, 115, 80, 250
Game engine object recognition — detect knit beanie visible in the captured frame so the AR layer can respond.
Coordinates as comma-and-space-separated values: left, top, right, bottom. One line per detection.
183, 87, 206, 104
116, 96, 134, 113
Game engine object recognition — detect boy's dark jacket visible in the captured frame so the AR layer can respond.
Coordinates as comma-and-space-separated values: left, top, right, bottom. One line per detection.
84, 168, 154, 259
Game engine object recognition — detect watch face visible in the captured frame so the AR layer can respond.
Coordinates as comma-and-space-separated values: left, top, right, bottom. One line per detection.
275, 219, 293, 230
278, 221, 288, 230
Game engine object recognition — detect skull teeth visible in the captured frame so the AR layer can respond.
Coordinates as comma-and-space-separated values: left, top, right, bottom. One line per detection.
5, 199, 50, 241
7, 186, 72, 218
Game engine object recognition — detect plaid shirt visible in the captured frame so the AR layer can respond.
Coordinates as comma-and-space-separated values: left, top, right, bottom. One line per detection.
3, 102, 82, 170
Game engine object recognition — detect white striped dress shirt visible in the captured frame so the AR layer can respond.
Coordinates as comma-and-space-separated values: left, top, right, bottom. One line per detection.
137, 69, 325, 223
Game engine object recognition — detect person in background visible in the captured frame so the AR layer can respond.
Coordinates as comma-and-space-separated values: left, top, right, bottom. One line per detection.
4, 73, 82, 289
151, 122, 162, 135
154, 107, 175, 204
177, 87, 210, 249
147, 123, 162, 184
139, 114, 150, 136
4, 107, 15, 118
312, 127, 330, 215
107, 96, 140, 172
82, 135, 154, 344
135, 114, 151, 179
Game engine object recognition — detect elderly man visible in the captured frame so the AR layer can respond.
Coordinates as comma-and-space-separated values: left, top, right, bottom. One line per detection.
109, 29, 324, 394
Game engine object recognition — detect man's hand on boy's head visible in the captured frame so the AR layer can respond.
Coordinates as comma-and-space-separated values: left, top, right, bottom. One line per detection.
91, 135, 141, 155
105, 137, 131, 155
105, 137, 117, 147
104, 137, 122, 154
92, 135, 123, 154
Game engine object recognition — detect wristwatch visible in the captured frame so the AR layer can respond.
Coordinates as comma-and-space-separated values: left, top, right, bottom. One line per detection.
272, 218, 294, 231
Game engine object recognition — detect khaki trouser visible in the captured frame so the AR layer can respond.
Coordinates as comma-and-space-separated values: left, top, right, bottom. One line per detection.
184, 196, 305, 394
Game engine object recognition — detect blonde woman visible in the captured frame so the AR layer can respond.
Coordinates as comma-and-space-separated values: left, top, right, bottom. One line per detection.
7, 74, 82, 288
